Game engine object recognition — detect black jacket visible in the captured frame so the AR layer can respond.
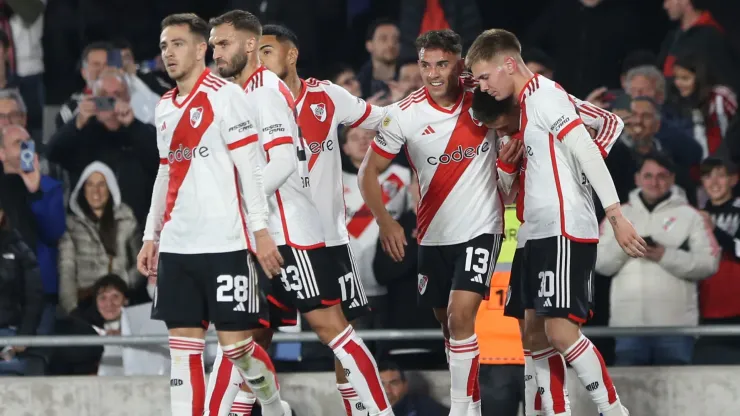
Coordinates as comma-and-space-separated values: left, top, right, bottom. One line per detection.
0, 228, 43, 335
399, 0, 481, 60
46, 118, 158, 226
393, 393, 449, 416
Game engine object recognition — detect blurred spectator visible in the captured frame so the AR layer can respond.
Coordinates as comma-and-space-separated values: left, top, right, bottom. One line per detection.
584, 49, 656, 110
379, 360, 449, 415
659, 0, 739, 91
624, 67, 703, 168
668, 52, 737, 161
327, 63, 362, 97
398, 0, 481, 60
7, 0, 45, 143
108, 39, 163, 124
0, 31, 17, 91
111, 38, 173, 95
694, 158, 740, 364
342, 127, 413, 341
596, 152, 719, 366
522, 47, 554, 80
58, 161, 142, 313
526, 0, 648, 98
46, 72, 158, 226
0, 199, 43, 376
55, 41, 111, 128
358, 18, 400, 99
71, 274, 127, 336
396, 56, 423, 98
70, 274, 128, 376
0, 124, 64, 331
623, 96, 696, 203
0, 89, 31, 140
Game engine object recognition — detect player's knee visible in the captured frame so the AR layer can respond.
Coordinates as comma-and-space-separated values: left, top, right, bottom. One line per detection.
305, 305, 350, 344
446, 306, 476, 337
167, 324, 205, 339
251, 328, 274, 350
544, 318, 580, 353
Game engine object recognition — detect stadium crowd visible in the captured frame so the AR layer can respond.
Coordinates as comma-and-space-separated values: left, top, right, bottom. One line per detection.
0, 0, 739, 414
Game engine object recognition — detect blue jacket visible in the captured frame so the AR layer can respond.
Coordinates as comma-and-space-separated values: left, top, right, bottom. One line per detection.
30, 176, 65, 295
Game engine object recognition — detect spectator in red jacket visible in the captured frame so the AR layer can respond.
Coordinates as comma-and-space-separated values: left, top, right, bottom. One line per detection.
695, 157, 740, 364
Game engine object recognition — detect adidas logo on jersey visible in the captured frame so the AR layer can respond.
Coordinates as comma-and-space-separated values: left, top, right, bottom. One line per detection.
233, 302, 246, 312
543, 298, 552, 307
421, 125, 436, 135
349, 299, 361, 309
470, 274, 484, 284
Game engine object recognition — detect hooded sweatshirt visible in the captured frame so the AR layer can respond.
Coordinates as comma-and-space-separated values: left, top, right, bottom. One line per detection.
58, 161, 142, 312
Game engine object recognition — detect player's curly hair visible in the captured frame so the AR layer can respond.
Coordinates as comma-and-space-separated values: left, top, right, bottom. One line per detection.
415, 29, 462, 55
471, 88, 516, 124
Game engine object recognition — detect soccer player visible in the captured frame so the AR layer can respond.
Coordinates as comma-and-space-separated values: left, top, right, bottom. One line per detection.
471, 88, 624, 416
466, 29, 644, 416
360, 29, 503, 416
257, 23, 390, 415
206, 10, 393, 416
137, 13, 285, 416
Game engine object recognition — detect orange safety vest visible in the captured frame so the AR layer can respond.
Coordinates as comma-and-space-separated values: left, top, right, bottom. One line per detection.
475, 207, 524, 366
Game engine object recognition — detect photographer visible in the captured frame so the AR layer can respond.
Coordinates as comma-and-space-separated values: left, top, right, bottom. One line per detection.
0, 125, 65, 331
0, 197, 44, 375
46, 69, 158, 226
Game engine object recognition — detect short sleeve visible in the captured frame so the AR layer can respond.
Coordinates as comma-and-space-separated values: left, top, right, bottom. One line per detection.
255, 87, 296, 152
532, 85, 585, 141
219, 86, 260, 151
324, 81, 385, 129
371, 106, 405, 159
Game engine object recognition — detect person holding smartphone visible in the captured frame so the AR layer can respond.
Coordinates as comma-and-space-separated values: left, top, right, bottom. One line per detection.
596, 152, 721, 366
46, 69, 158, 227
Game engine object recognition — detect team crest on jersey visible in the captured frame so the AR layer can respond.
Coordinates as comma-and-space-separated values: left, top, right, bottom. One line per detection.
418, 274, 428, 294
468, 107, 484, 127
382, 116, 391, 127
310, 103, 327, 122
382, 180, 400, 199
663, 216, 677, 232
189, 107, 204, 128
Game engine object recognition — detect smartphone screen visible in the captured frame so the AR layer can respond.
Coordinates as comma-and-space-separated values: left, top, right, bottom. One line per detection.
20, 140, 35, 173
93, 96, 116, 111
107, 49, 123, 68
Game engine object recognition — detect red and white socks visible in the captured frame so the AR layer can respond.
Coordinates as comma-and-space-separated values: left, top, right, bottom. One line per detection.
230, 390, 257, 416
523, 350, 543, 416
448, 334, 481, 416
169, 336, 206, 416
222, 338, 285, 416
204, 347, 244, 416
338, 383, 368, 415
532, 347, 570, 415
329, 325, 392, 415
563, 335, 624, 415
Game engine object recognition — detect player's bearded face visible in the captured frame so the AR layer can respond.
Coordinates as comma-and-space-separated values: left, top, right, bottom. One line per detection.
214, 39, 248, 79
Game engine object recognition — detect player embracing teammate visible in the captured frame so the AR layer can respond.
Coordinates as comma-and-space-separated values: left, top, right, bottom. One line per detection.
466, 29, 644, 416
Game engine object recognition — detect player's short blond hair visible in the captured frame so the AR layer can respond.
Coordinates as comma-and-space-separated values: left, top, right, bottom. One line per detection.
465, 29, 522, 68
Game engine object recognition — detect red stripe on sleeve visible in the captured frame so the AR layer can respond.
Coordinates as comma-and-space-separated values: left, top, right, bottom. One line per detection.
227, 134, 259, 150
556, 118, 584, 141
370, 141, 396, 159
263, 136, 294, 152
159, 158, 168, 165
349, 103, 372, 128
